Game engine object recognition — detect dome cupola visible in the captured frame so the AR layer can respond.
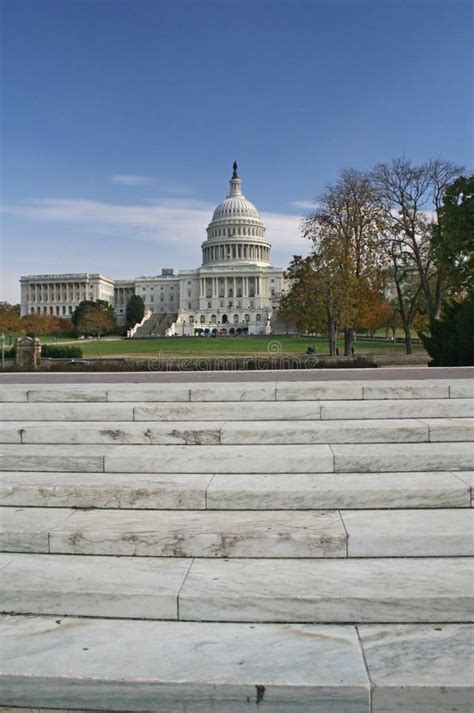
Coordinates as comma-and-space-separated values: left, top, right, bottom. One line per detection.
202, 162, 271, 267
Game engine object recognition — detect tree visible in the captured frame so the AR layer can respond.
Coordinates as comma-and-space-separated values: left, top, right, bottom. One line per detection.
126, 295, 145, 328
435, 174, 474, 295
20, 314, 74, 338
278, 256, 326, 334
0, 302, 22, 334
356, 295, 393, 336
420, 294, 474, 366
371, 157, 463, 331
72, 300, 116, 337
303, 169, 388, 354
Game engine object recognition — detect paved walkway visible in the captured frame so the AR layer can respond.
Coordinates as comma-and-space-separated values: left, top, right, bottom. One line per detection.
1, 366, 472, 383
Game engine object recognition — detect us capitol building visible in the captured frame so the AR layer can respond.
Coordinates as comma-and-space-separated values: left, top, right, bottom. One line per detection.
20, 164, 286, 336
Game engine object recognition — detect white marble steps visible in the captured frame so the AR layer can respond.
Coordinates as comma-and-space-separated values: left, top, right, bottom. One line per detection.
0, 615, 371, 712
0, 471, 470, 510
2, 397, 473, 421
357, 623, 473, 713
2, 506, 473, 558
0, 507, 347, 558
178, 557, 474, 624
1, 616, 472, 713
1, 378, 472, 403
2, 441, 472, 472
0, 553, 472, 623
6, 419, 473, 445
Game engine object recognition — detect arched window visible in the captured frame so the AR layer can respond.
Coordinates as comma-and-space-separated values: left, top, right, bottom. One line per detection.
200, 315, 205, 323
256, 313, 261, 322
233, 314, 239, 323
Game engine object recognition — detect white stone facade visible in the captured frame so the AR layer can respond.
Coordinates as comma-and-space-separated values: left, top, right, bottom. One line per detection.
20, 165, 285, 334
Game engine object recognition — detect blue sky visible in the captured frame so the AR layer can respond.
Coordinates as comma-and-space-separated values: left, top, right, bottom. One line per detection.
1, 0, 472, 302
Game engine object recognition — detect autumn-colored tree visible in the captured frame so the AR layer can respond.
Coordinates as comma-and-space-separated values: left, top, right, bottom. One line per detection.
0, 302, 22, 334
303, 169, 388, 354
20, 314, 73, 337
72, 300, 116, 337
278, 256, 326, 334
356, 295, 393, 336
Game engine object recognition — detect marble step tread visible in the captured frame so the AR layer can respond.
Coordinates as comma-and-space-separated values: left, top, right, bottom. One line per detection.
2, 378, 472, 403
0, 615, 371, 712
2, 398, 473, 422
7, 419, 471, 445
1, 616, 472, 713
0, 553, 472, 624
456, 471, 474, 505
341, 508, 474, 557
2, 442, 472, 473
0, 507, 347, 558
358, 623, 473, 712
177, 556, 474, 624
0, 553, 190, 620
2, 506, 472, 558
0, 471, 470, 510
320, 397, 474, 420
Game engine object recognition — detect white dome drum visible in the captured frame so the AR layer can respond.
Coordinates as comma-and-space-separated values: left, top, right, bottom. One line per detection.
201, 162, 271, 267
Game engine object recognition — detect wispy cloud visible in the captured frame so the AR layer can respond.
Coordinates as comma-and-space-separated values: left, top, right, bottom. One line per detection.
289, 200, 316, 211
110, 174, 156, 186
110, 174, 192, 195
2, 197, 305, 257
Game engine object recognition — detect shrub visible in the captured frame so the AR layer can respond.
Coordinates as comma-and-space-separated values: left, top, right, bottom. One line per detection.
41, 345, 83, 358
420, 295, 474, 366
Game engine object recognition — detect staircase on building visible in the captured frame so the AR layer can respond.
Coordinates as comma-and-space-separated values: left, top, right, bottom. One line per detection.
0, 376, 473, 712
132, 311, 178, 337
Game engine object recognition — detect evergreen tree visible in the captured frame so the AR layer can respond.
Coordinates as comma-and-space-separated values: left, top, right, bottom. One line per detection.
126, 295, 145, 328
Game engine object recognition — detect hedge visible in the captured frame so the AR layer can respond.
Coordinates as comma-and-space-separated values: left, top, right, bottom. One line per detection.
4, 345, 83, 359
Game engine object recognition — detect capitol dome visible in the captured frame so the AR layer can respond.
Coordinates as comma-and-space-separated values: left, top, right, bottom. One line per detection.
201, 163, 271, 267
211, 191, 260, 222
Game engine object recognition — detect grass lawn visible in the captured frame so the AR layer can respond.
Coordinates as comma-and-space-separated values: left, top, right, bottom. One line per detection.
77, 335, 425, 358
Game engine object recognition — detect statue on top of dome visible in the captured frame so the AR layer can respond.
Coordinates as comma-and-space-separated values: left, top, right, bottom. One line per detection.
232, 161, 239, 179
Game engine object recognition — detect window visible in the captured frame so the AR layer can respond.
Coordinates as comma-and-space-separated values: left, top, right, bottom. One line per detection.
200, 315, 205, 323
188, 302, 192, 309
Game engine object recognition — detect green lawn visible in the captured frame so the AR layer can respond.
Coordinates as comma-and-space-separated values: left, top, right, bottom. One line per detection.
77, 335, 425, 358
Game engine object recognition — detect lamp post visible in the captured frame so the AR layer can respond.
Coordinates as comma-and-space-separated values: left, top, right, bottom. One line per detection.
1, 333, 5, 370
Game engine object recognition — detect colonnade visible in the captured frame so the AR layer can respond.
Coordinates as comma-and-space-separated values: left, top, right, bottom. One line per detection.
202, 243, 270, 264
199, 275, 261, 299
